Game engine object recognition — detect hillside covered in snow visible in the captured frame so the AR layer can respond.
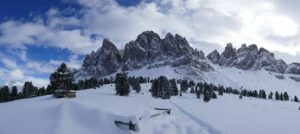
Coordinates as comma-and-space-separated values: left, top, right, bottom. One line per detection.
75, 31, 300, 96
0, 84, 299, 134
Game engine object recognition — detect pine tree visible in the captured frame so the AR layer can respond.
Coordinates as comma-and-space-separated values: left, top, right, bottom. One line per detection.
190, 86, 195, 93
280, 93, 284, 101
170, 79, 178, 96
0, 86, 10, 102
179, 89, 182, 96
294, 96, 298, 102
115, 73, 130, 96
268, 92, 273, 99
180, 80, 188, 92
196, 89, 201, 99
22, 81, 36, 98
283, 92, 289, 101
10, 86, 18, 100
151, 79, 159, 98
275, 91, 280, 100
49, 63, 75, 93
203, 88, 210, 102
239, 94, 243, 99
158, 76, 171, 99
130, 78, 141, 93
218, 86, 223, 96
188, 80, 195, 87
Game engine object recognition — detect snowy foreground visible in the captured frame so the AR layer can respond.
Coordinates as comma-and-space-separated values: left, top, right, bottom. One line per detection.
0, 84, 300, 134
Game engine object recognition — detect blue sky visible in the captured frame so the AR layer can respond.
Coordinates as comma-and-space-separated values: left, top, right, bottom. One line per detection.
0, 0, 300, 86
0, 0, 142, 86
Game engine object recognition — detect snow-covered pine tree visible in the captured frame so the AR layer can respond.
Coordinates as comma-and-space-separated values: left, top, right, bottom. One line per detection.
115, 73, 130, 96
49, 63, 75, 93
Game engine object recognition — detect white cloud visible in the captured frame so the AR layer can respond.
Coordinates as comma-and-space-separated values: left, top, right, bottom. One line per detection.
1, 0, 300, 58
1, 0, 300, 85
26, 61, 56, 73
1, 58, 17, 69
9, 69, 24, 79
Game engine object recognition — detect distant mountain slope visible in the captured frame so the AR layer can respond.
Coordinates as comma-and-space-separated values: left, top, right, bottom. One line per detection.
74, 31, 300, 93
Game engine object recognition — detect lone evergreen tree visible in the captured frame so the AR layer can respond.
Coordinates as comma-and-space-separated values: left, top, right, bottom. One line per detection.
49, 63, 75, 93
115, 73, 130, 96
294, 96, 298, 102
239, 94, 243, 99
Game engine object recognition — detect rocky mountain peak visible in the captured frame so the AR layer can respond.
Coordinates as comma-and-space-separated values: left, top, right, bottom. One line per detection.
222, 43, 236, 58
206, 49, 220, 64
80, 39, 122, 77
248, 44, 258, 52
207, 43, 299, 74
76, 31, 213, 79
101, 39, 119, 51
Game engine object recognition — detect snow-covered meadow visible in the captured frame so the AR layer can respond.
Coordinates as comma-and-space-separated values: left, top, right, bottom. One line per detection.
0, 84, 300, 134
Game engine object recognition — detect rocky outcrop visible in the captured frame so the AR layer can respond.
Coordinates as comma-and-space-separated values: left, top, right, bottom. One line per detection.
285, 63, 300, 74
206, 49, 220, 64
76, 31, 213, 79
207, 43, 297, 74
218, 43, 237, 67
78, 39, 122, 78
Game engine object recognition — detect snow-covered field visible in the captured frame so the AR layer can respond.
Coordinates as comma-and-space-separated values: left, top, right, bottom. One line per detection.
1, 84, 300, 134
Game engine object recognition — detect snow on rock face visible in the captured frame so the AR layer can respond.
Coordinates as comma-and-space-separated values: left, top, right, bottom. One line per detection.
206, 49, 220, 64
217, 43, 236, 67
77, 39, 122, 78
207, 43, 295, 74
76, 31, 213, 79
285, 63, 300, 74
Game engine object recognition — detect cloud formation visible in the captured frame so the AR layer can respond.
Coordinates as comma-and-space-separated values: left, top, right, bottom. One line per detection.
1, 0, 300, 85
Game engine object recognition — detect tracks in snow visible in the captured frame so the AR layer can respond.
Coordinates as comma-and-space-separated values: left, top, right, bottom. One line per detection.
170, 101, 223, 134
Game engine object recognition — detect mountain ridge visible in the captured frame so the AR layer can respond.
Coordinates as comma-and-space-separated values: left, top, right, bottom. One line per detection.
75, 31, 300, 82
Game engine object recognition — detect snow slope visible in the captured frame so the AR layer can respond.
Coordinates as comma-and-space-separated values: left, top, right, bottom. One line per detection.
1, 84, 300, 134
119, 63, 300, 97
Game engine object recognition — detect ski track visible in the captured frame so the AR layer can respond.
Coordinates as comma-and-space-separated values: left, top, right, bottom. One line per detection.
170, 101, 223, 134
